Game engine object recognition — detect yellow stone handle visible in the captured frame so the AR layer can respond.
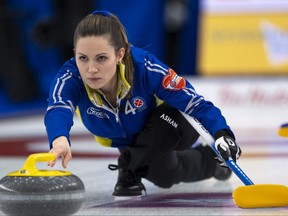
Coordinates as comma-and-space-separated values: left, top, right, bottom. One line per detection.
20, 153, 56, 174
8, 153, 71, 176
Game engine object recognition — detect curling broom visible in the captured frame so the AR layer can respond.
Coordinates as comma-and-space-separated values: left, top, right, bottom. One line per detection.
278, 123, 288, 137
180, 112, 288, 208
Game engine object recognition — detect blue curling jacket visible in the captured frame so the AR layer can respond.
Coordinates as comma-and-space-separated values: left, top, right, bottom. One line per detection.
45, 46, 232, 148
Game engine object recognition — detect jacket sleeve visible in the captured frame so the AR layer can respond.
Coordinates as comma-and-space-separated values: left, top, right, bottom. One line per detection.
44, 59, 83, 148
142, 53, 234, 139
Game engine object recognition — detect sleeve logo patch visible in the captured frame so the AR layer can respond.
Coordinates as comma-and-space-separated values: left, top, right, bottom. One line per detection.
162, 68, 186, 91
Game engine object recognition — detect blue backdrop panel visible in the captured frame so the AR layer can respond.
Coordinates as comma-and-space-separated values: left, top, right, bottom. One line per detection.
95, 0, 166, 61
0, 0, 61, 117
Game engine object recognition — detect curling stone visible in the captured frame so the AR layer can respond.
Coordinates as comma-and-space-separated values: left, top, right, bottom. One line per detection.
0, 153, 85, 216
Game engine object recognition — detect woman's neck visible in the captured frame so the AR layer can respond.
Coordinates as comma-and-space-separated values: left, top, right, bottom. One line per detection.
100, 73, 118, 107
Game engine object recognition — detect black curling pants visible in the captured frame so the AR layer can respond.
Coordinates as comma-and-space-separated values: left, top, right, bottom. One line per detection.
120, 103, 217, 188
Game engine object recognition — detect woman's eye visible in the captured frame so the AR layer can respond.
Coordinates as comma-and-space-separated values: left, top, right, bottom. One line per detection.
97, 56, 107, 61
79, 56, 88, 62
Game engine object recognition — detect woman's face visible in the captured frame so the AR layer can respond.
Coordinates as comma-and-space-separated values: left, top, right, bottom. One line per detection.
75, 35, 124, 92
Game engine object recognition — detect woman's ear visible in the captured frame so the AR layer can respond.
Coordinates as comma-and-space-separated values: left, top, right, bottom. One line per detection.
117, 47, 125, 62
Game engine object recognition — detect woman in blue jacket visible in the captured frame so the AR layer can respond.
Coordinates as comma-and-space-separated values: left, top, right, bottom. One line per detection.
45, 10, 241, 197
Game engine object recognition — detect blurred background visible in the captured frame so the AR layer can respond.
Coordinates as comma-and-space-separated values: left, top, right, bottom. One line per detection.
0, 0, 288, 156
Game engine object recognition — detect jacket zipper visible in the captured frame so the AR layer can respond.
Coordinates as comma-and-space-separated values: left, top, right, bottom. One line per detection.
103, 96, 127, 138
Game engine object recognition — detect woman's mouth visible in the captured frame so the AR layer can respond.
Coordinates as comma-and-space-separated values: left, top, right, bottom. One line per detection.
88, 77, 100, 82
86, 77, 102, 86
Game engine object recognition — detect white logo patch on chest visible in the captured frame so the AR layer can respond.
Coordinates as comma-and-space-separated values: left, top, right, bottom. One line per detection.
87, 107, 109, 119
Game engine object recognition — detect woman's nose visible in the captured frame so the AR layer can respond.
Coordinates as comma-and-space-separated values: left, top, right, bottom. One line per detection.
88, 62, 98, 73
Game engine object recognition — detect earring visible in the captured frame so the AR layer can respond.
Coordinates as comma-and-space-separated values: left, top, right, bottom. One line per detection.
118, 59, 123, 64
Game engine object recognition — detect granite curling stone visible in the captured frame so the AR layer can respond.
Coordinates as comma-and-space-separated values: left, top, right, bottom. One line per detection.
0, 153, 85, 216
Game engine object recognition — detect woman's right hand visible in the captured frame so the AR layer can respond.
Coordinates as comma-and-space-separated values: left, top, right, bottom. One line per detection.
48, 136, 72, 168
